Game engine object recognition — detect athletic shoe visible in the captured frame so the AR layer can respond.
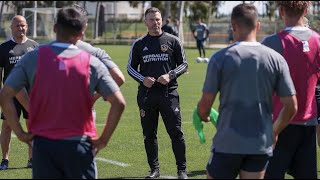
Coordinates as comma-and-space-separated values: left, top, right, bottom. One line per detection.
177, 170, 188, 179
145, 169, 160, 179
27, 158, 32, 168
0, 159, 9, 170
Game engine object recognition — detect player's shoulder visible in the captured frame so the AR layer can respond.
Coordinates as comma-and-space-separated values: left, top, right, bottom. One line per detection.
26, 38, 39, 46
132, 34, 148, 45
163, 32, 180, 41
0, 38, 14, 46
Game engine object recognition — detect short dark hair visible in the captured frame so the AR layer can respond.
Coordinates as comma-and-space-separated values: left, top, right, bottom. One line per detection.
56, 7, 88, 36
144, 7, 161, 18
231, 3, 258, 31
72, 4, 88, 16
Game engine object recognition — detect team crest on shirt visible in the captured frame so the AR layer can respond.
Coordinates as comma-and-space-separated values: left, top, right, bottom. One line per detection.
161, 44, 169, 52
140, 109, 145, 118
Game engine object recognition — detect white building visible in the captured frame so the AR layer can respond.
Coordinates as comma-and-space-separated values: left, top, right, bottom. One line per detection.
84, 1, 150, 20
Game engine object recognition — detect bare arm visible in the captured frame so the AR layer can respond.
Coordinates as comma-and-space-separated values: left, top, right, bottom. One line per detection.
273, 95, 298, 146
197, 92, 217, 122
91, 91, 126, 155
93, 67, 126, 103
109, 67, 125, 87
0, 85, 34, 143
15, 88, 30, 112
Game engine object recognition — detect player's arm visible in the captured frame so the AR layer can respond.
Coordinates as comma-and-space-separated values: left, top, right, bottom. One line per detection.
204, 25, 210, 40
127, 40, 154, 88
91, 90, 125, 155
273, 57, 298, 146
197, 92, 216, 122
157, 38, 188, 85
15, 88, 29, 112
0, 61, 34, 144
0, 85, 33, 143
273, 96, 297, 145
90, 61, 126, 155
93, 46, 125, 87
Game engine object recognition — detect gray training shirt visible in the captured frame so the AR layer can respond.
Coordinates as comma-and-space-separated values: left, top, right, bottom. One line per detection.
203, 41, 296, 155
5, 42, 119, 98
76, 40, 118, 70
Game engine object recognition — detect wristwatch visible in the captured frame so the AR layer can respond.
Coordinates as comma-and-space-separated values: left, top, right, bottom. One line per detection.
168, 70, 176, 80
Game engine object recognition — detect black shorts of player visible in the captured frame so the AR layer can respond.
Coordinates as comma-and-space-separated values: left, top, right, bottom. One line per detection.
206, 149, 271, 179
32, 135, 96, 179
196, 39, 204, 48
1, 98, 28, 120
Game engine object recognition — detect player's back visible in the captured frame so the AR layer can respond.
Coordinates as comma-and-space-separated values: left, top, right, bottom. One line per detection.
209, 42, 293, 155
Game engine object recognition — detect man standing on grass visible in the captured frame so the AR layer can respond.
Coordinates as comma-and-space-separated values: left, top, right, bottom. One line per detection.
127, 7, 188, 179
262, 1, 320, 179
196, 3, 297, 179
0, 15, 38, 170
0, 7, 125, 179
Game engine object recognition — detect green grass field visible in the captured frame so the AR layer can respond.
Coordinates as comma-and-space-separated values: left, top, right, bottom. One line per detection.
0, 45, 318, 179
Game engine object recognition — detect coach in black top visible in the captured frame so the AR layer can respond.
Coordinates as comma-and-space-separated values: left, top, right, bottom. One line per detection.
127, 7, 188, 179
0, 15, 38, 170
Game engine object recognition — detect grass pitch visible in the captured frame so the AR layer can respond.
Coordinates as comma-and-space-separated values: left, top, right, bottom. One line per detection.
0, 45, 318, 179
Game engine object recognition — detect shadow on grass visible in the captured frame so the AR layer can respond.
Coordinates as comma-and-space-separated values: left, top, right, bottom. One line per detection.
108, 177, 144, 179
187, 170, 207, 177
1, 167, 30, 170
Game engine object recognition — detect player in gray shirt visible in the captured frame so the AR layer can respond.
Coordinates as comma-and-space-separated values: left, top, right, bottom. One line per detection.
196, 4, 297, 179
193, 18, 209, 58
0, 7, 125, 179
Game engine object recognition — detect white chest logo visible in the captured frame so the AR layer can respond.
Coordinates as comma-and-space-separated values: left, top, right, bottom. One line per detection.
161, 44, 169, 52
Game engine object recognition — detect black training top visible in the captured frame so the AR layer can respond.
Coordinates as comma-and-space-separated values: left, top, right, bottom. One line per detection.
127, 32, 188, 89
0, 38, 38, 82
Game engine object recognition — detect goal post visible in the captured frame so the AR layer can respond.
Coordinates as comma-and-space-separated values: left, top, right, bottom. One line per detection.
22, 7, 60, 40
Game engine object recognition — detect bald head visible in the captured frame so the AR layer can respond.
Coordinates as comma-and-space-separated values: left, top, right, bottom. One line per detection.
10, 15, 28, 42
11, 15, 27, 25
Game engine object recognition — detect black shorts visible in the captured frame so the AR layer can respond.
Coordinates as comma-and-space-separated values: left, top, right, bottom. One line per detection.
1, 98, 28, 120
206, 149, 271, 179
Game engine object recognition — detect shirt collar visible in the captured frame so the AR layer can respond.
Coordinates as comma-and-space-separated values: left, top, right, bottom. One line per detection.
234, 41, 261, 46
51, 42, 78, 49
284, 26, 309, 31
11, 37, 28, 44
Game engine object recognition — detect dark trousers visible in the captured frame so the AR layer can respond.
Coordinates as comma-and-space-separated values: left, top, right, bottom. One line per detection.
32, 136, 96, 179
264, 125, 317, 179
137, 86, 186, 171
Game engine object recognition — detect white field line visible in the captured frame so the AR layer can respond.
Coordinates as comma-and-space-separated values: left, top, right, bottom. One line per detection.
95, 157, 130, 167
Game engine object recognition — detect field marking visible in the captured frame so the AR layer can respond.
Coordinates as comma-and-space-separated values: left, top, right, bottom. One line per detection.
95, 157, 130, 167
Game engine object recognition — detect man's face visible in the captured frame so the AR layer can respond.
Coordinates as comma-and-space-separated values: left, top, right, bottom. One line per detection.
11, 18, 28, 39
145, 12, 162, 36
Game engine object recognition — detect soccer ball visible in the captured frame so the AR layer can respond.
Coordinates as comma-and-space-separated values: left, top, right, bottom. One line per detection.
203, 58, 209, 63
196, 57, 203, 63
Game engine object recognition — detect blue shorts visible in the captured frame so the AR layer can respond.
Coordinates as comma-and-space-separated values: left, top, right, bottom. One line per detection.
206, 149, 270, 179
32, 135, 97, 179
